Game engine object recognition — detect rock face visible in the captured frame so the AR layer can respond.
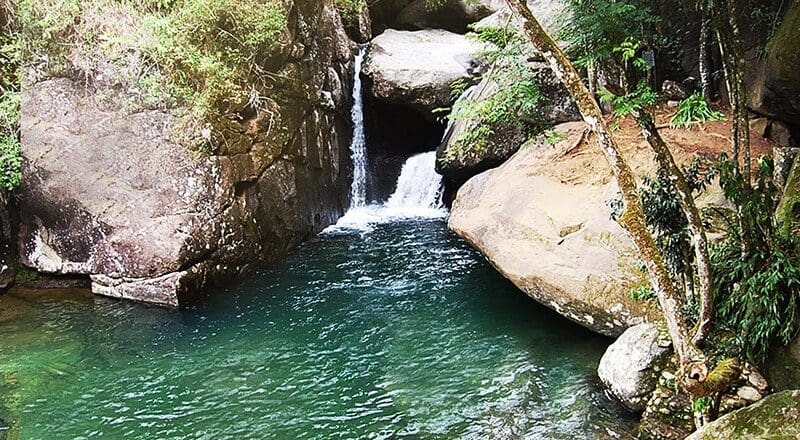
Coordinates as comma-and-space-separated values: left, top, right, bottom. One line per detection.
17, 0, 354, 306
368, 0, 414, 34
448, 119, 733, 336
685, 390, 800, 440
396, 0, 504, 33
750, 1, 800, 126
598, 324, 671, 411
472, 0, 566, 37
436, 63, 580, 182
768, 333, 800, 391
448, 122, 657, 336
362, 29, 483, 117
369, 0, 503, 34
0, 192, 14, 290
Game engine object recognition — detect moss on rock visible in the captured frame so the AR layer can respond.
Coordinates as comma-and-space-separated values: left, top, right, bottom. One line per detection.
686, 390, 800, 439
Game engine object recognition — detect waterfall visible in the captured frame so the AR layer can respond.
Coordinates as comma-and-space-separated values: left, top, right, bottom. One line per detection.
326, 48, 450, 233
385, 151, 443, 210
348, 46, 368, 208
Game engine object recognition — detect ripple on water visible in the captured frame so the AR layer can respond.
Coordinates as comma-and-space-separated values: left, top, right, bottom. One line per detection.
0, 219, 635, 439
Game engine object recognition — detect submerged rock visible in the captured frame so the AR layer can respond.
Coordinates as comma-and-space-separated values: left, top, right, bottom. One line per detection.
685, 390, 800, 439
17, 0, 353, 306
598, 323, 671, 412
362, 29, 483, 118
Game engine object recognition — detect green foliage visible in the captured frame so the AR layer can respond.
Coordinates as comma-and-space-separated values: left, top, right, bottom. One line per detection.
544, 129, 566, 145
468, 24, 520, 52
0, 133, 22, 191
17, 0, 288, 122
670, 92, 725, 129
692, 396, 714, 414
598, 81, 658, 118
639, 160, 714, 279
713, 155, 800, 365
14, 266, 40, 284
0, 8, 22, 191
442, 26, 545, 165
334, 0, 365, 26
629, 285, 656, 302
559, 0, 662, 69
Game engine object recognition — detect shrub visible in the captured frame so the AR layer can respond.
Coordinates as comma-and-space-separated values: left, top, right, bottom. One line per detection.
441, 27, 544, 164
670, 92, 725, 129
0, 6, 21, 191
17, 0, 288, 122
334, 0, 366, 28
713, 155, 800, 364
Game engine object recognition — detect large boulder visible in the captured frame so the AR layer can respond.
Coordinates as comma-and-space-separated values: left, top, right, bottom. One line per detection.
362, 29, 483, 118
598, 323, 671, 412
750, 1, 800, 126
448, 120, 731, 336
17, 0, 354, 306
472, 0, 566, 37
396, 0, 504, 33
449, 122, 657, 336
436, 62, 580, 183
685, 390, 800, 439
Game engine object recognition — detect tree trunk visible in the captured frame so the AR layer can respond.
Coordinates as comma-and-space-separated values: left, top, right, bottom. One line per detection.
504, 0, 707, 382
636, 112, 714, 344
699, 17, 712, 100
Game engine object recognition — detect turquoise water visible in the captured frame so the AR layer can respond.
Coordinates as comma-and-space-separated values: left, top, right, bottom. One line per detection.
0, 219, 634, 439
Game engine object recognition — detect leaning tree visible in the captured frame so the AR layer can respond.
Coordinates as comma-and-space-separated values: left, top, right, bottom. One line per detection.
503, 0, 743, 426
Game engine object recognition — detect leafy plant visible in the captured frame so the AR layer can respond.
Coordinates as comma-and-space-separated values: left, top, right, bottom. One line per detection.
670, 92, 725, 128
630, 285, 656, 302
598, 81, 658, 118
442, 26, 545, 165
0, 8, 22, 191
692, 396, 714, 414
334, 0, 365, 27
713, 155, 800, 365
559, 0, 661, 67
639, 159, 715, 280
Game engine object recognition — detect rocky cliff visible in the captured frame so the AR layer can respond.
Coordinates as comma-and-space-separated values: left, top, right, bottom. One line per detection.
17, 0, 355, 306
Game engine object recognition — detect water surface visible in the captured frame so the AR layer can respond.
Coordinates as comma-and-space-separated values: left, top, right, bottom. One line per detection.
0, 219, 634, 439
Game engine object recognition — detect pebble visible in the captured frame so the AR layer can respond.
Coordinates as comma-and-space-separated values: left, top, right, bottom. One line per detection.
736, 386, 763, 402
747, 371, 769, 391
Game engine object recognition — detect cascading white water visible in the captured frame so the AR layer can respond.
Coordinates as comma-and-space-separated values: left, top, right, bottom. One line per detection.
328, 50, 464, 232
385, 151, 443, 210
348, 47, 368, 208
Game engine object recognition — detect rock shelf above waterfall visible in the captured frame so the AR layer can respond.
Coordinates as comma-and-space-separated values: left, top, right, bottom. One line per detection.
362, 29, 484, 118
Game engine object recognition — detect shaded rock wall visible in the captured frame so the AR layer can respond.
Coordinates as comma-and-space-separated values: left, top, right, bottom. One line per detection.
17, 0, 355, 306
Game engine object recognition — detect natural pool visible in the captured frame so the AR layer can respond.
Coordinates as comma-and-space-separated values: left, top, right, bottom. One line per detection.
0, 219, 635, 439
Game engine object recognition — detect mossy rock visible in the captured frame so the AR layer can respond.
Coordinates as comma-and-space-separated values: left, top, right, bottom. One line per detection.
687, 390, 800, 440
685, 390, 800, 439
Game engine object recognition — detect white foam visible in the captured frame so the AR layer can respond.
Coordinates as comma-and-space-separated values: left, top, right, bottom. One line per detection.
325, 151, 447, 233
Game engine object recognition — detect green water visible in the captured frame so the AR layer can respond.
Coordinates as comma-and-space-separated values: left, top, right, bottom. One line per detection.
0, 219, 634, 439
